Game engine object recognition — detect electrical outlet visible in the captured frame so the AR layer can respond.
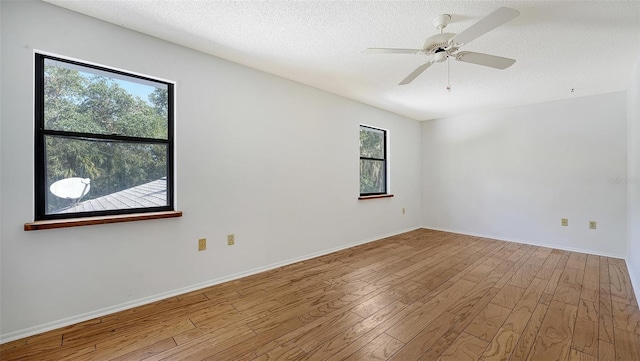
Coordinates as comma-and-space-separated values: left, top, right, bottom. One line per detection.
402, 208, 405, 214
561, 218, 568, 227
227, 234, 235, 246
198, 238, 206, 251
589, 221, 597, 230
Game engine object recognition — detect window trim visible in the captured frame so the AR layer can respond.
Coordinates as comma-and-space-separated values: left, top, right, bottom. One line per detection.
359, 124, 388, 197
24, 211, 182, 231
358, 194, 394, 200
33, 53, 176, 221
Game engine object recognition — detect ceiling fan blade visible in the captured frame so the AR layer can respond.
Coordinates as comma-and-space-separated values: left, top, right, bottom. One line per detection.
455, 51, 515, 69
450, 7, 519, 46
399, 61, 433, 85
363, 48, 422, 54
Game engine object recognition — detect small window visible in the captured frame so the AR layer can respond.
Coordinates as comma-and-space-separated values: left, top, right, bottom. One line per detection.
359, 125, 387, 196
34, 54, 174, 220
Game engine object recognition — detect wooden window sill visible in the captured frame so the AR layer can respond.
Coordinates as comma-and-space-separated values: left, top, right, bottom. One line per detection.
24, 210, 182, 231
358, 194, 394, 200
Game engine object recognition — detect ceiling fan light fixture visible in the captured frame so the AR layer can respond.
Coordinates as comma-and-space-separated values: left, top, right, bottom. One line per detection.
434, 51, 448, 63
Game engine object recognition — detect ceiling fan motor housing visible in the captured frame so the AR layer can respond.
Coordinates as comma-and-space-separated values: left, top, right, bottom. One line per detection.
422, 33, 456, 54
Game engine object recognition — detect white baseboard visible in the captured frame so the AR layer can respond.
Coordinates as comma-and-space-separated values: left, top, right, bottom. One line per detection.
422, 226, 627, 259
0, 226, 419, 344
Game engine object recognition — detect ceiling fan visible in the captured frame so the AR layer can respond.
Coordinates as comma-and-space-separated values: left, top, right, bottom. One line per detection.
364, 7, 520, 85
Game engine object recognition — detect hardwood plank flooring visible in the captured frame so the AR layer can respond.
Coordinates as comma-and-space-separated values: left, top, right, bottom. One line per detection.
1, 229, 639, 361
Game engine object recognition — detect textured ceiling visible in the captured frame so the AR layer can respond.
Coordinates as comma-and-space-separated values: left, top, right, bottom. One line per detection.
45, 0, 640, 121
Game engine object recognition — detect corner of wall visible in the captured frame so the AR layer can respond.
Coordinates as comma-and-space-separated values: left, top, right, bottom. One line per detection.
627, 261, 640, 310
626, 50, 640, 304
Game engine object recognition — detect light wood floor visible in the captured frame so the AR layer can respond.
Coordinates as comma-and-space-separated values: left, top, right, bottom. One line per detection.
2, 229, 640, 361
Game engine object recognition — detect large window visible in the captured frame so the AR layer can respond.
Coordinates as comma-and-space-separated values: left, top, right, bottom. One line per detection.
359, 125, 387, 196
34, 54, 174, 220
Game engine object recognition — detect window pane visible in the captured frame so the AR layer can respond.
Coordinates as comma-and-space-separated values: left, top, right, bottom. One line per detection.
360, 159, 385, 194
45, 136, 168, 214
43, 58, 168, 139
360, 126, 384, 158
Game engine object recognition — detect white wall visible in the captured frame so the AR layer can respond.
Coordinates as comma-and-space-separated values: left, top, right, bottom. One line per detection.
422, 92, 628, 257
0, 1, 422, 340
627, 53, 640, 301
0, 0, 4, 335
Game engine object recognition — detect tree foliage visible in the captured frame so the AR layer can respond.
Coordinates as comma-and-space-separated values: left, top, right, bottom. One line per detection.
44, 64, 168, 213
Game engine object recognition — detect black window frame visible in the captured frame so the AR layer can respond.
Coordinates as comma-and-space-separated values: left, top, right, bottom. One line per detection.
359, 125, 388, 196
34, 53, 175, 221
